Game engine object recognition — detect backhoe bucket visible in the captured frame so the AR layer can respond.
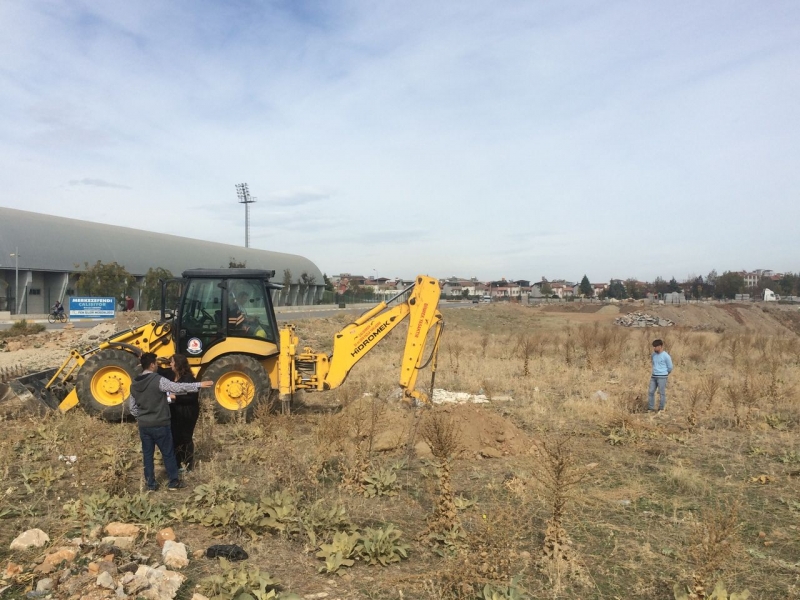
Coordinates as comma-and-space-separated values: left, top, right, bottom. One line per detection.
0, 368, 61, 417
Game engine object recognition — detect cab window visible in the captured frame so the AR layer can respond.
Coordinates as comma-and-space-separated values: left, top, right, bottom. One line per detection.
227, 279, 275, 342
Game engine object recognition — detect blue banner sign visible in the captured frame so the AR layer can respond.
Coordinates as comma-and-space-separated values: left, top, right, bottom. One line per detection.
69, 297, 116, 320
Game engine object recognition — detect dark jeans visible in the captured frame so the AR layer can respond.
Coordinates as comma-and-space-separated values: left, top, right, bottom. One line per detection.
139, 425, 180, 489
170, 403, 200, 470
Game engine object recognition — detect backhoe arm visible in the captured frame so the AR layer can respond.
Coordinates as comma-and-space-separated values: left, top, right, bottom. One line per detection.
279, 275, 443, 403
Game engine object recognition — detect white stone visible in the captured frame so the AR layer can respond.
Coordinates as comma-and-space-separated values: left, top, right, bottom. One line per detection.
36, 578, 54, 592
10, 528, 50, 550
162, 540, 189, 569
135, 564, 185, 600
97, 571, 116, 589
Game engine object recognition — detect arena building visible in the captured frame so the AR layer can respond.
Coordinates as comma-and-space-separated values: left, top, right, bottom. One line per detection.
0, 207, 324, 314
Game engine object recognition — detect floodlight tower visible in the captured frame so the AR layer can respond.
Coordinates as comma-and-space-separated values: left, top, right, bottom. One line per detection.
235, 183, 257, 248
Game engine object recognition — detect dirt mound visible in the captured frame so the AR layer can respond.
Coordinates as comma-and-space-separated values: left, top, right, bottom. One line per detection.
542, 304, 605, 314
440, 403, 532, 457
341, 399, 532, 460
645, 303, 794, 334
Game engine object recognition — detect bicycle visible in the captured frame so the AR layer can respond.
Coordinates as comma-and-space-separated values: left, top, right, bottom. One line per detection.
48, 310, 67, 324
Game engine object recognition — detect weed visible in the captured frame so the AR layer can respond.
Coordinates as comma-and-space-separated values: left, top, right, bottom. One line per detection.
200, 557, 300, 599
316, 531, 360, 574
421, 410, 462, 538
685, 501, 741, 598
362, 463, 400, 498
447, 341, 463, 376
357, 523, 410, 566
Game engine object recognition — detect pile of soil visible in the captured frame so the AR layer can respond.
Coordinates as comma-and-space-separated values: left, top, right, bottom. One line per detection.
344, 399, 533, 460
622, 303, 796, 334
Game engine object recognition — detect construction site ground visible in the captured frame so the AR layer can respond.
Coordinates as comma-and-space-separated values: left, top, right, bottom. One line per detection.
0, 302, 799, 599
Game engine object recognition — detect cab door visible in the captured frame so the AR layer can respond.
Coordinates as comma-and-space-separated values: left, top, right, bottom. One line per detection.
177, 278, 224, 356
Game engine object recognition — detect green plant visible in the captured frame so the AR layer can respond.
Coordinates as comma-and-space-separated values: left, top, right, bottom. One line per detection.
480, 575, 526, 600
427, 523, 467, 557
114, 492, 171, 528
19, 465, 65, 494
357, 524, 409, 566
362, 465, 399, 498
0, 320, 46, 339
302, 500, 353, 546
776, 450, 799, 464
200, 557, 300, 600
192, 480, 242, 506
62, 490, 115, 524
316, 531, 360, 574
258, 490, 300, 536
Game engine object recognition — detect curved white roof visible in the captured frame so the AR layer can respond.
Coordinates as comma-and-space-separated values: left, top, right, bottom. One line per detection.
0, 207, 323, 283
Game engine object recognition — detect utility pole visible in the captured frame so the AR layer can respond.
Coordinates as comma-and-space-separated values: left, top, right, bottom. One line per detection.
10, 247, 19, 314
235, 183, 257, 248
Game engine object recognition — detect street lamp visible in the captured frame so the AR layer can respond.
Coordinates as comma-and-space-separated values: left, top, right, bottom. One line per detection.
10, 247, 19, 315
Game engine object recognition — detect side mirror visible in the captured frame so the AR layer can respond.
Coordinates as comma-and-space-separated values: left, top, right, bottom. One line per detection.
163, 309, 175, 321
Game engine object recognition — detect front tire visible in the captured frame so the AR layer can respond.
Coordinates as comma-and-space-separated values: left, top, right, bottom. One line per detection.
75, 349, 140, 420
199, 354, 270, 423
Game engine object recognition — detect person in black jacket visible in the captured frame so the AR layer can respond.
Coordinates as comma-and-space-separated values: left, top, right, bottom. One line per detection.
129, 352, 212, 491
166, 354, 201, 472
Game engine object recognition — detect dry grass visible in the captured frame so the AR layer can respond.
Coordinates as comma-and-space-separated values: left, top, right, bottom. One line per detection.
1, 303, 799, 599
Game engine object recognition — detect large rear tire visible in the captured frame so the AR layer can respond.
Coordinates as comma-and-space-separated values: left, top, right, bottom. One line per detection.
75, 349, 139, 421
199, 354, 270, 423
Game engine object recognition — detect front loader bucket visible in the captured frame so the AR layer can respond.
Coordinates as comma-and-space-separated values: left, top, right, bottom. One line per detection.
0, 368, 61, 417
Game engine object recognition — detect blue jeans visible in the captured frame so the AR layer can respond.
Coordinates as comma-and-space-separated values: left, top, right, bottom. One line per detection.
139, 425, 180, 489
648, 376, 668, 410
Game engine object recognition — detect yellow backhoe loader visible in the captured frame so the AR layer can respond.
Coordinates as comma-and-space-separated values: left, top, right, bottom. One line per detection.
0, 270, 443, 421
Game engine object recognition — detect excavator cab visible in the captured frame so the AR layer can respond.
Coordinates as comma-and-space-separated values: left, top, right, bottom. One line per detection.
170, 269, 279, 357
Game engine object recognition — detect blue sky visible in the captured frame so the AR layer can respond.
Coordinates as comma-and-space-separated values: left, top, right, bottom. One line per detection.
1, 1, 798, 282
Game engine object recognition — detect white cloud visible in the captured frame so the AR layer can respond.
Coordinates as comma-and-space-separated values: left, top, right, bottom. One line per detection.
0, 1, 798, 281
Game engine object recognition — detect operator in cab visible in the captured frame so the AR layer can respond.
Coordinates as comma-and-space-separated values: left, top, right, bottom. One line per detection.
227, 289, 267, 338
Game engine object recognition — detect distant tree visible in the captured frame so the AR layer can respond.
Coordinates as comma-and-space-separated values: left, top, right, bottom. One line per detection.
667, 277, 680, 293
299, 272, 316, 303
653, 277, 670, 295
606, 280, 628, 299
540, 281, 553, 296
140, 267, 175, 310
579, 275, 592, 297
706, 269, 718, 287
688, 276, 704, 300
715, 271, 745, 299
76, 261, 133, 301
282, 269, 293, 287
347, 278, 363, 298
229, 258, 246, 268
322, 273, 334, 293
625, 279, 642, 300
461, 289, 470, 298
754, 276, 774, 297
777, 273, 798, 296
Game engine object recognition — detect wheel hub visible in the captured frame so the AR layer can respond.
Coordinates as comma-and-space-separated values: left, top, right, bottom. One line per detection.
216, 371, 255, 410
